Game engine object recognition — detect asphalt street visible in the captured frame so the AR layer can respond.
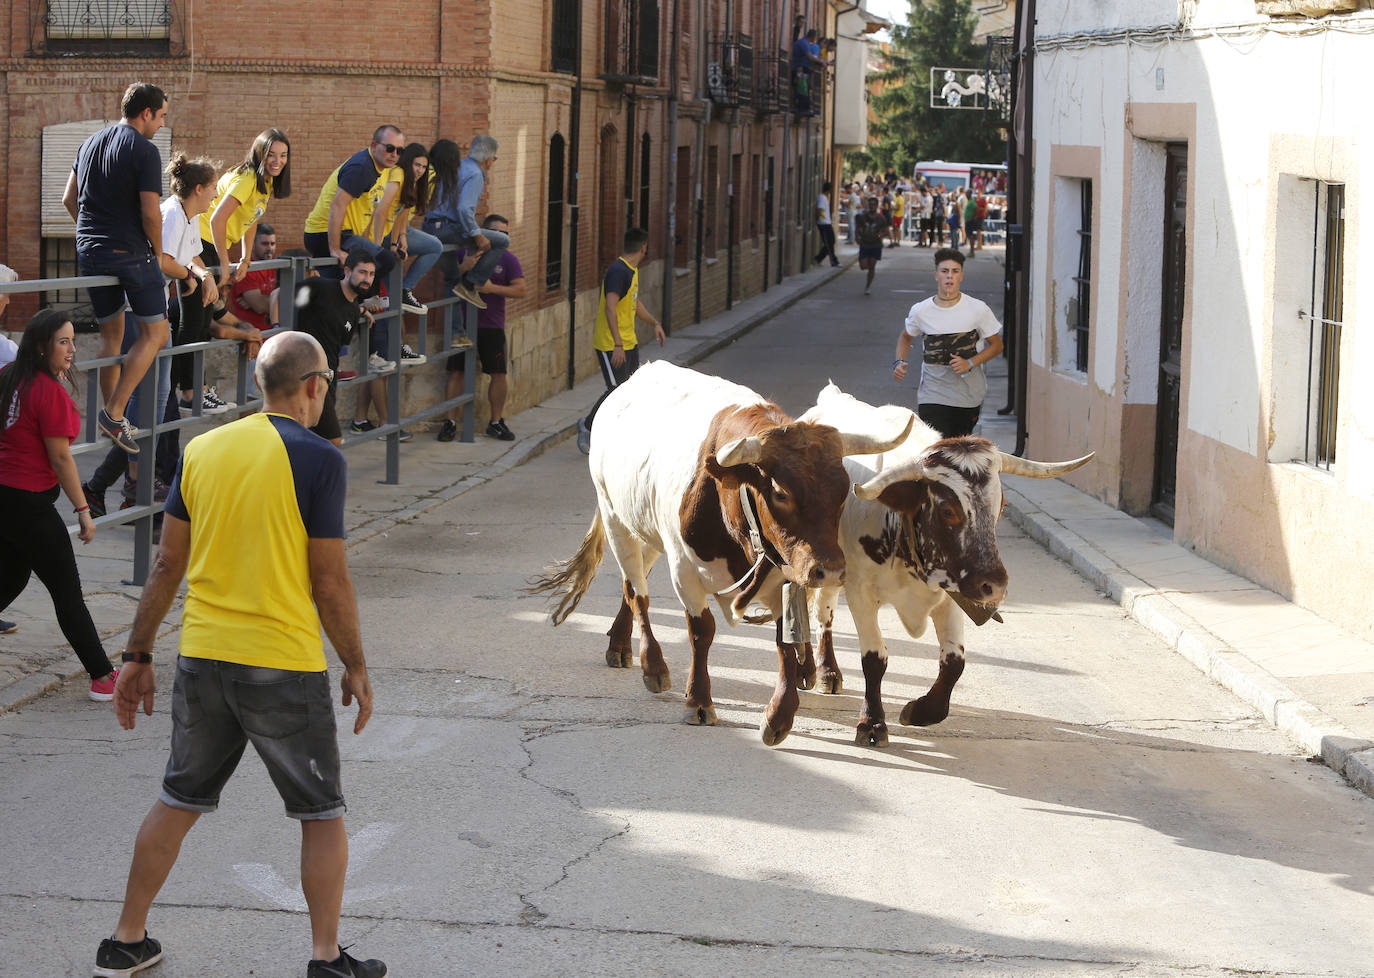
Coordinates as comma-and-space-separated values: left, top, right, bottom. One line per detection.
3, 244, 1373, 977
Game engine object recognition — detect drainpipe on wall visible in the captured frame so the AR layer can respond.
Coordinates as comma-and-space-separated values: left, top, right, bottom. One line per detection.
725, 0, 735, 310
565, 0, 584, 390
662, 0, 682, 334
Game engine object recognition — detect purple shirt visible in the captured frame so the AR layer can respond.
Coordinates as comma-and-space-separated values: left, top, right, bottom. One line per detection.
454, 248, 524, 329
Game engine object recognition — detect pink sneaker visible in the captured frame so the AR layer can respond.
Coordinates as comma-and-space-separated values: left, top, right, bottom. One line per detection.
89, 668, 118, 702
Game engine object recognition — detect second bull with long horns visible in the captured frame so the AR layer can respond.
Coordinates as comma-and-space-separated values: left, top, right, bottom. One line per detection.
798, 382, 1094, 746
528, 362, 912, 746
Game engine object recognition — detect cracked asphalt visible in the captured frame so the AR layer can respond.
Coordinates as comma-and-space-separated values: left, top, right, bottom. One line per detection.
3, 247, 1373, 976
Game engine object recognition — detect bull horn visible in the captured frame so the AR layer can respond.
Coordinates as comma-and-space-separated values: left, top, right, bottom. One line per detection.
854, 459, 929, 500
716, 435, 764, 467
997, 450, 1095, 479
837, 413, 914, 458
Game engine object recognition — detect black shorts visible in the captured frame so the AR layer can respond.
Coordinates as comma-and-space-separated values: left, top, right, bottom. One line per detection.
858, 246, 883, 262
161, 657, 344, 820
311, 382, 341, 441
917, 402, 981, 438
595, 346, 640, 389
446, 328, 507, 375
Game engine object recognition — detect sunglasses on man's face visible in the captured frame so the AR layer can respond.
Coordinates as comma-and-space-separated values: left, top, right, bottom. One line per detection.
376, 142, 402, 154
300, 368, 335, 383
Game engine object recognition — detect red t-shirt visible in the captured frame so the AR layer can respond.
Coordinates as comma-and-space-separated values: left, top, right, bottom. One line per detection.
230, 268, 277, 330
0, 371, 81, 492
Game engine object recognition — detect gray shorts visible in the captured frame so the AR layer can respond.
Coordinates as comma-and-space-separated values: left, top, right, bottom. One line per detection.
161, 656, 345, 820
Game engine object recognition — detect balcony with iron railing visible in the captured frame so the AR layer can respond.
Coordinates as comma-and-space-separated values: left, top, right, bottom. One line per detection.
753, 50, 790, 114
31, 0, 180, 57
708, 32, 754, 109
600, 0, 660, 85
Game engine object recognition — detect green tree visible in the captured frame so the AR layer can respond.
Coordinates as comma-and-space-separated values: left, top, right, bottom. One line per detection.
848, 0, 1004, 177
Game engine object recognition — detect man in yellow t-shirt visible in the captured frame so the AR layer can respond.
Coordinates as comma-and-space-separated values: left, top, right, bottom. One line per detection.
302, 124, 402, 297
101, 331, 386, 978
576, 227, 665, 454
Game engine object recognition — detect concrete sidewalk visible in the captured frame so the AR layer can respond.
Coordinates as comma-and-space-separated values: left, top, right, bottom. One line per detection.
6, 239, 1372, 804
0, 248, 857, 713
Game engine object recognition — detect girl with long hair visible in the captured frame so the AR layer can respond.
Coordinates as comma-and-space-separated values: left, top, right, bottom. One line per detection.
421, 139, 468, 294
0, 310, 119, 701
372, 141, 442, 312
201, 128, 291, 291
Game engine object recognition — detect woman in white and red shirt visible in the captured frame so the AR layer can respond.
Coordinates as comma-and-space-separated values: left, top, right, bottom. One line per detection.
0, 309, 118, 701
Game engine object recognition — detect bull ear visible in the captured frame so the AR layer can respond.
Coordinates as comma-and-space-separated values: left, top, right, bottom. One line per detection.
997, 450, 1095, 479
716, 435, 763, 467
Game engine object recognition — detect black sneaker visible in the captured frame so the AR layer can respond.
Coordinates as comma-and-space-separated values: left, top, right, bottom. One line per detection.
0, 620, 17, 634
400, 289, 427, 314
81, 481, 107, 519
307, 944, 388, 978
437, 419, 457, 442
98, 409, 141, 455
350, 420, 376, 434
485, 419, 515, 442
94, 932, 163, 977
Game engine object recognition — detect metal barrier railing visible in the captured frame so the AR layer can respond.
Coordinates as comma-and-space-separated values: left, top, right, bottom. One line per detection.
0, 249, 478, 585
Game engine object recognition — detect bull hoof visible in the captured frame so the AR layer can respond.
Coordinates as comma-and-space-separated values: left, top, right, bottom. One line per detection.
797, 670, 816, 691
642, 672, 672, 694
855, 719, 889, 747
605, 648, 633, 668
760, 717, 790, 747
900, 695, 950, 727
684, 703, 718, 726
817, 671, 843, 695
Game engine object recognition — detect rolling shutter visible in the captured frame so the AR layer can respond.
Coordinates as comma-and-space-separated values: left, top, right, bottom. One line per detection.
41, 121, 173, 236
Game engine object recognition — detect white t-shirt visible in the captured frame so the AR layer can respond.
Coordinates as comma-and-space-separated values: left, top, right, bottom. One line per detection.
0, 333, 18, 369
904, 294, 1002, 408
160, 196, 202, 267
816, 192, 832, 226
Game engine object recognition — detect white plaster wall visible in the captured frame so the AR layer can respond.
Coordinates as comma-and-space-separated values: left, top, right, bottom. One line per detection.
1035, 0, 1182, 36
835, 12, 871, 150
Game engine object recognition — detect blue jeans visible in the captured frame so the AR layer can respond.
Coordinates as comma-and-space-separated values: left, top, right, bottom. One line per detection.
391, 226, 443, 292
422, 219, 509, 292
302, 230, 396, 297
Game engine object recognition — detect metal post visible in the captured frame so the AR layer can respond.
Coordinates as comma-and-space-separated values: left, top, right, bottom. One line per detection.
383, 265, 402, 485
128, 354, 158, 586
462, 302, 477, 443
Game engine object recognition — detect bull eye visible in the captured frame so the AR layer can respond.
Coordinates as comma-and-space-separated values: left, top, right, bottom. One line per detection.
770, 481, 790, 504
941, 504, 962, 526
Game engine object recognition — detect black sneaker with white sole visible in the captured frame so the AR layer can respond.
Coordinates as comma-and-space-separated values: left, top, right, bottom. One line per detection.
399, 343, 427, 365
307, 944, 388, 978
400, 289, 427, 314
437, 419, 457, 442
94, 932, 163, 977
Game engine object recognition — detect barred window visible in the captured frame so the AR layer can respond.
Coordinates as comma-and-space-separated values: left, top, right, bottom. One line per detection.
1302, 182, 1344, 468
546, 133, 566, 292
551, 0, 577, 73
43, 0, 172, 55
1052, 176, 1092, 374
639, 133, 651, 235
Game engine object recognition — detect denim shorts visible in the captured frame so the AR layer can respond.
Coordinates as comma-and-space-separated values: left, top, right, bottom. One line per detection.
161, 656, 345, 820
77, 247, 168, 325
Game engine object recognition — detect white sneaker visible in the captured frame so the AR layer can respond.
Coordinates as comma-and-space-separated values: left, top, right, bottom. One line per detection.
400, 344, 427, 366
367, 352, 396, 375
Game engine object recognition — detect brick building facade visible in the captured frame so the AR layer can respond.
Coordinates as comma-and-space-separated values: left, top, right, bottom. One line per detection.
2, 0, 846, 421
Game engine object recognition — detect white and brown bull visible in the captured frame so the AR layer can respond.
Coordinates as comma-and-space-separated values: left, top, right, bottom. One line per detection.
798, 383, 1093, 746
529, 362, 911, 745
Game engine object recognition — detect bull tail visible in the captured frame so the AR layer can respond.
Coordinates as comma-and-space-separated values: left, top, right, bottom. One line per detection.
524, 511, 606, 625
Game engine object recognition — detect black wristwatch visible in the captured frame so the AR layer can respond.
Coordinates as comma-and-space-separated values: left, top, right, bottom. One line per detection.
121, 651, 153, 663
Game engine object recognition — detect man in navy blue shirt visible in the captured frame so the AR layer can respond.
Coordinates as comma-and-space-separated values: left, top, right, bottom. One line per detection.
62, 82, 171, 455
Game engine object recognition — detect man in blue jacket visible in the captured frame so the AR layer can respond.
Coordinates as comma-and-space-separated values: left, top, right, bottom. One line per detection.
424, 134, 507, 310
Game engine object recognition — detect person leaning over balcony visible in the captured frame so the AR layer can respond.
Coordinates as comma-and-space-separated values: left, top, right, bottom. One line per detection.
423, 134, 507, 310
303, 124, 403, 298
0, 310, 119, 701
373, 141, 442, 316
62, 81, 172, 456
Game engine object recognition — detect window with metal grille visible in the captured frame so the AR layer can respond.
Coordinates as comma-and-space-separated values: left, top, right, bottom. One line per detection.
551, 0, 577, 72
39, 236, 81, 308
1302, 181, 1344, 468
546, 133, 565, 292
602, 0, 660, 83
41, 0, 172, 55
1072, 179, 1092, 372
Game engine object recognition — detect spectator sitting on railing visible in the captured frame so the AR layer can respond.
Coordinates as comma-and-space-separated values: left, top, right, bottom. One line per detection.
0, 310, 119, 701
200, 128, 291, 295
294, 249, 375, 447
302, 124, 404, 300
372, 142, 442, 317
423, 134, 507, 310
438, 214, 526, 443
0, 264, 19, 369
61, 81, 172, 456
